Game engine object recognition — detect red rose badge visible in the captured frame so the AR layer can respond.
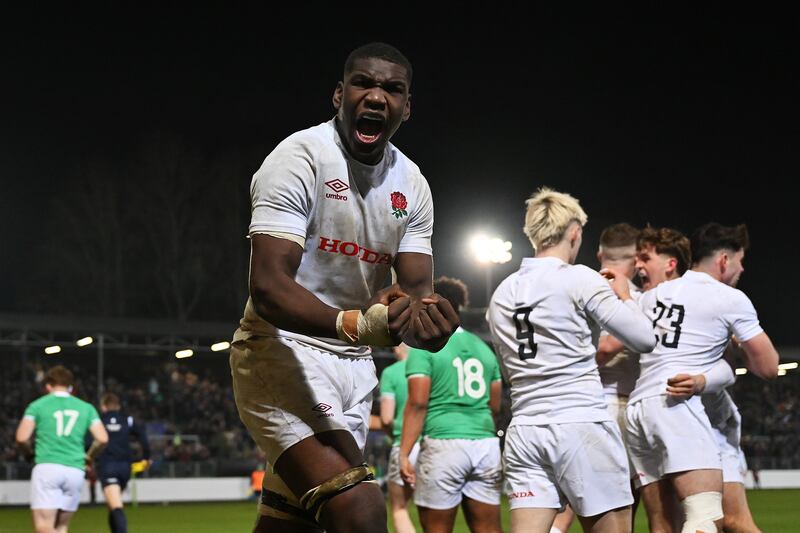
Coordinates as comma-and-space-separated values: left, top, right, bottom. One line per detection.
390, 191, 408, 219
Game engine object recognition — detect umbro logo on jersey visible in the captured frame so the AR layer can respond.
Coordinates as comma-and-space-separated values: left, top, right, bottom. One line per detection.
318, 237, 393, 265
325, 179, 349, 201
312, 403, 332, 413
508, 491, 535, 499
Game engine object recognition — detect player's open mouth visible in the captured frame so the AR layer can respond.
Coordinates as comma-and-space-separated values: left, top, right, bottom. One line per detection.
638, 271, 650, 288
355, 114, 385, 145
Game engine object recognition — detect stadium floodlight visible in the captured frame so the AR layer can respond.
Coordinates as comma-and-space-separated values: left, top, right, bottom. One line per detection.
45, 345, 62, 355
778, 362, 798, 371
469, 234, 513, 264
76, 336, 94, 347
211, 341, 231, 352
735, 368, 747, 376
469, 232, 513, 304
175, 349, 194, 359
778, 368, 787, 376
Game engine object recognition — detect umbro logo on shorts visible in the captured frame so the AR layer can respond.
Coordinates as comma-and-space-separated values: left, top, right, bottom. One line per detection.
508, 491, 535, 499
325, 179, 349, 201
312, 403, 332, 413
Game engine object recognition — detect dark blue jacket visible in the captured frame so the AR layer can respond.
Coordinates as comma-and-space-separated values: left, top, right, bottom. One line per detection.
95, 410, 151, 464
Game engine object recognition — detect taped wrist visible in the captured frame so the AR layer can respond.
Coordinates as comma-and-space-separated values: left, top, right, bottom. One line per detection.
336, 304, 393, 346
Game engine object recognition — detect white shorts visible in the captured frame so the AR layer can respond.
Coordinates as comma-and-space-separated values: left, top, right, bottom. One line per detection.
231, 335, 376, 520
704, 391, 747, 484
387, 443, 420, 486
625, 395, 721, 488
606, 394, 636, 478
414, 437, 502, 510
30, 463, 85, 512
503, 421, 632, 517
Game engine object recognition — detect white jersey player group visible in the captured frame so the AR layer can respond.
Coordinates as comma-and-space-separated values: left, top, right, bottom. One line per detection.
486, 188, 779, 533
226, 40, 780, 533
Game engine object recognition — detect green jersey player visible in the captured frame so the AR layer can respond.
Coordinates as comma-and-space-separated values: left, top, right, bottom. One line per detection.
15, 365, 108, 533
400, 277, 503, 533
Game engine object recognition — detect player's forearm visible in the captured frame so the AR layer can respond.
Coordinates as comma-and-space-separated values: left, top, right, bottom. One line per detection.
596, 335, 626, 366
250, 275, 341, 337
399, 404, 426, 456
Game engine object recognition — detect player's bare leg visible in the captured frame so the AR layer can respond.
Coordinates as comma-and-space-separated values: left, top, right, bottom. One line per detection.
53, 510, 75, 533
461, 496, 501, 533
509, 508, 558, 533
551, 504, 575, 533
670, 469, 724, 532
417, 506, 458, 533
103, 484, 127, 533
32, 508, 60, 533
388, 482, 415, 533
721, 482, 761, 533
576, 506, 631, 533
256, 429, 387, 533
103, 484, 124, 509
640, 480, 682, 533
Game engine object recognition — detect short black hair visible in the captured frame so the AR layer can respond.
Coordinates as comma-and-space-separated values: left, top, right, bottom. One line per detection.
691, 223, 749, 263
344, 42, 412, 84
433, 276, 468, 313
600, 222, 640, 248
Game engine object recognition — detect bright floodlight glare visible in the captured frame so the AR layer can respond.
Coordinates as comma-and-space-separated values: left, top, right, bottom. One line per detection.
175, 349, 194, 359
734, 368, 747, 376
211, 341, 231, 352
778, 362, 798, 371
45, 345, 62, 355
469, 234, 513, 264
778, 368, 787, 376
76, 336, 94, 347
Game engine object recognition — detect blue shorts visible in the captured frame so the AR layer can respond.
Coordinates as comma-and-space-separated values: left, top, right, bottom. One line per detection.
97, 461, 131, 490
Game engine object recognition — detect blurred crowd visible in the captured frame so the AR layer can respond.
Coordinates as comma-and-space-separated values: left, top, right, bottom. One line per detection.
2, 354, 798, 475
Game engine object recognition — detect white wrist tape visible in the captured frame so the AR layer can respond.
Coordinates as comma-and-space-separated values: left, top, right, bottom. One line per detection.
336, 304, 393, 346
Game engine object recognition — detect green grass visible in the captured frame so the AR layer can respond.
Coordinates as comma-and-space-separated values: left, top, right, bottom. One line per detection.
0, 490, 797, 532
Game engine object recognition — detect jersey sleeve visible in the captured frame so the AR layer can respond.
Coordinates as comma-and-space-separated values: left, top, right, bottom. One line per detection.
379, 366, 397, 399
249, 136, 315, 238
491, 356, 501, 382
397, 172, 433, 255
726, 289, 763, 343
23, 401, 38, 422
704, 358, 736, 393
576, 267, 656, 355
406, 348, 433, 377
88, 405, 102, 426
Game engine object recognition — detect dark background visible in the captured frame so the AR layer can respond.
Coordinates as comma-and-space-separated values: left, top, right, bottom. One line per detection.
1, 7, 796, 344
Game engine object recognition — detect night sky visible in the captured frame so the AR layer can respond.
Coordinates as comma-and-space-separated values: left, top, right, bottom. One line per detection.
1, 7, 797, 345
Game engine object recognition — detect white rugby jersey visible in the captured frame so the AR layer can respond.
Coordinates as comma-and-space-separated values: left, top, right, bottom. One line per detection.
629, 270, 763, 403
487, 257, 655, 425
233, 119, 434, 356
600, 281, 641, 397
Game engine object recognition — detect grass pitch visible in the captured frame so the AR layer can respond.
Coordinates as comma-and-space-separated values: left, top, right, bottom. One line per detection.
0, 490, 797, 532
